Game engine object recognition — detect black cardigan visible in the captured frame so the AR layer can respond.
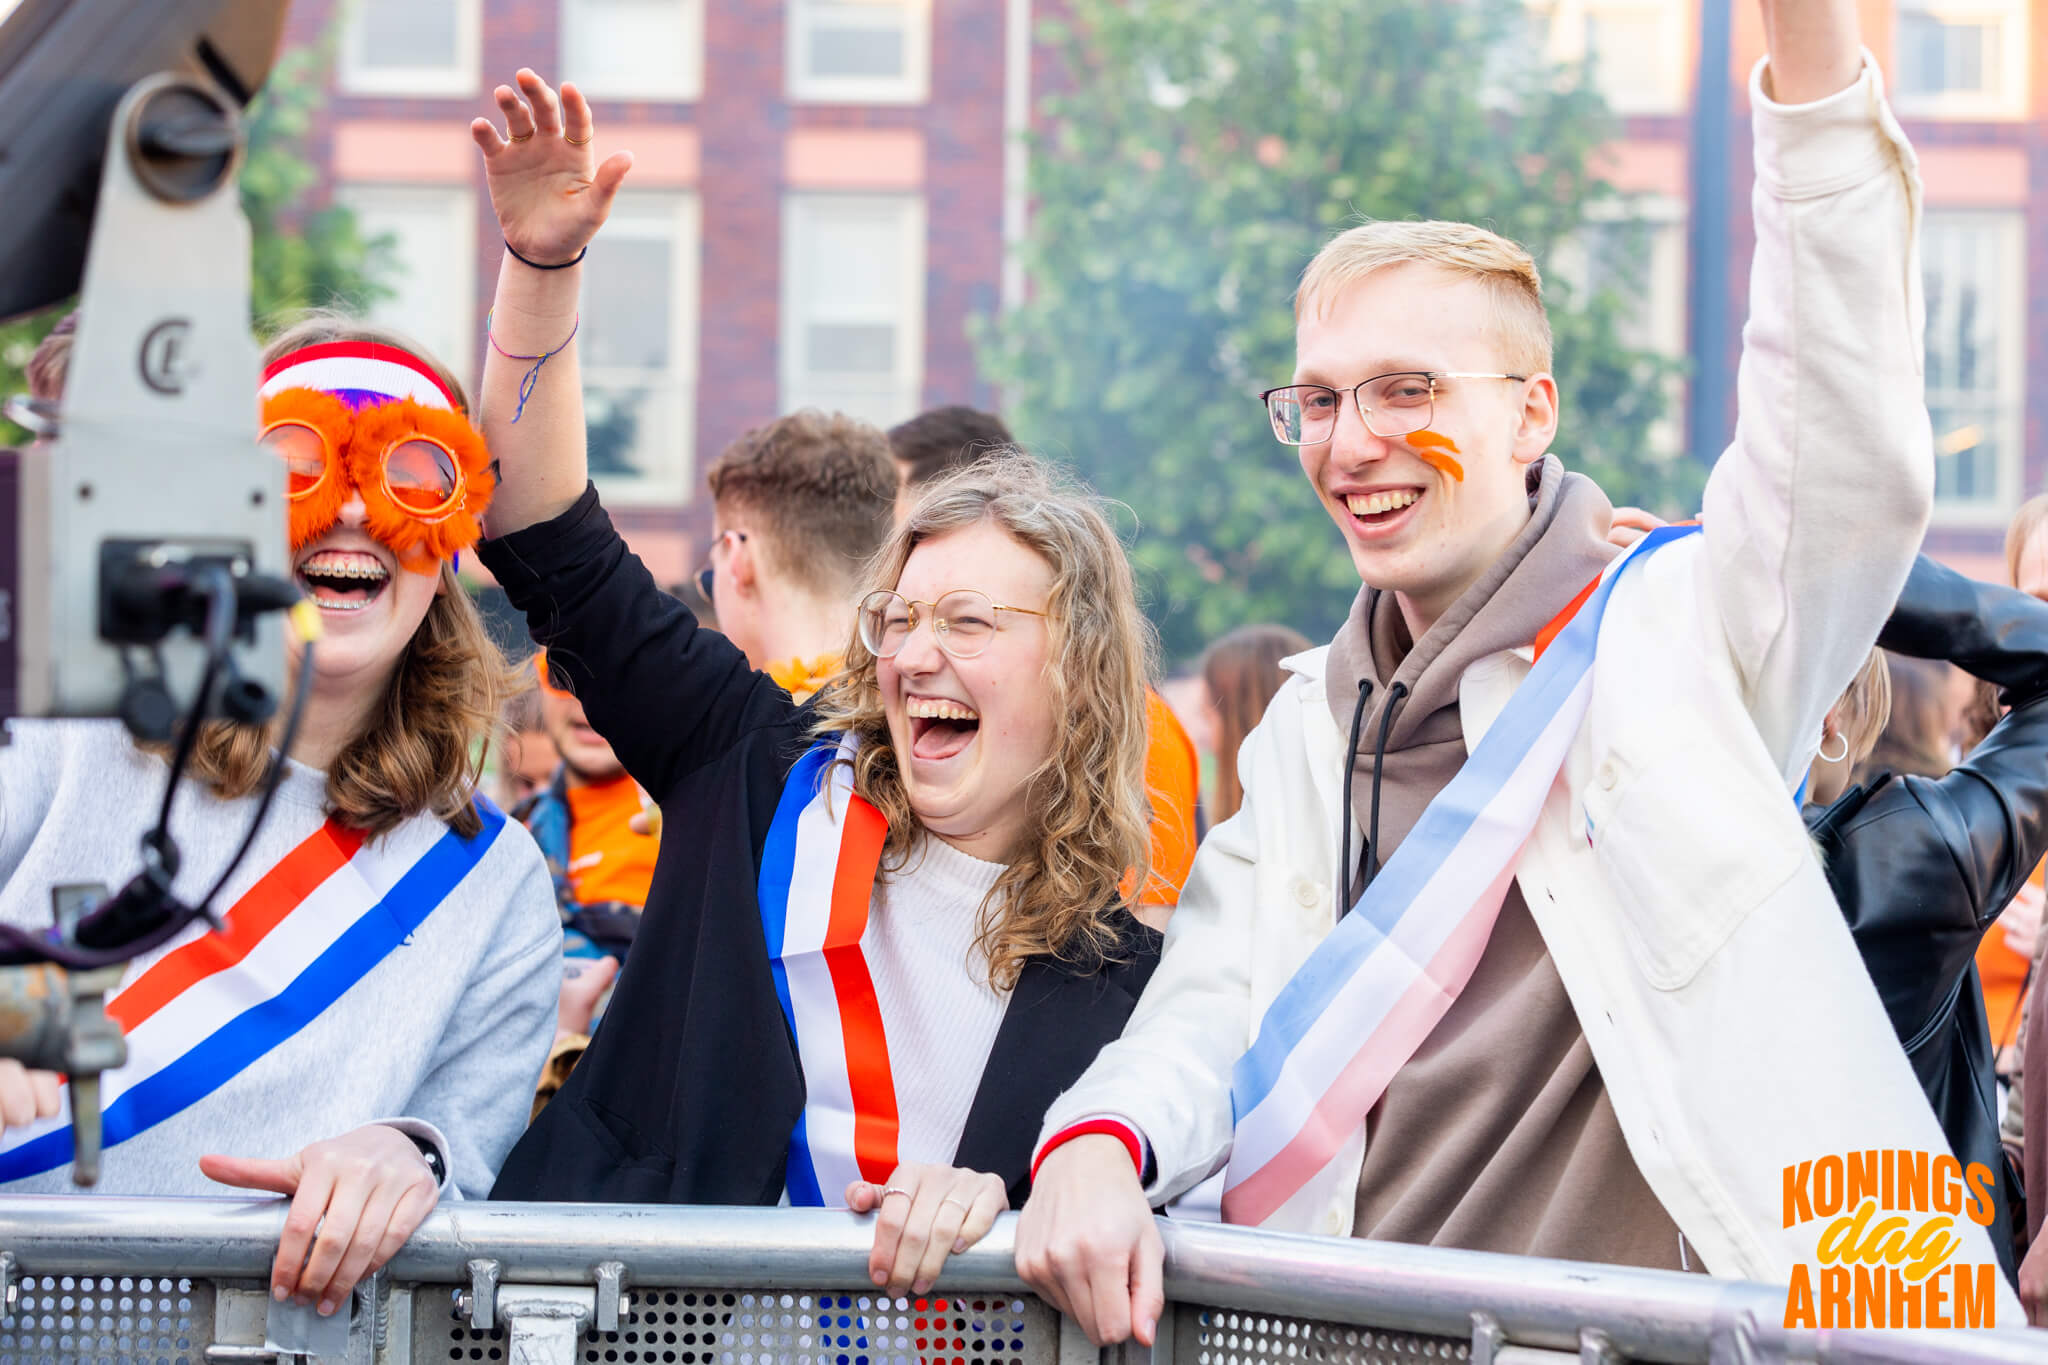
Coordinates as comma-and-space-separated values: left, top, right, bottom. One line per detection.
1808, 554, 2048, 1282
480, 486, 1161, 1206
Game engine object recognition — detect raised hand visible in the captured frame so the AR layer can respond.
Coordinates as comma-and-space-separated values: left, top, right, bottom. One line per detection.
469, 70, 632, 267
200, 1123, 441, 1315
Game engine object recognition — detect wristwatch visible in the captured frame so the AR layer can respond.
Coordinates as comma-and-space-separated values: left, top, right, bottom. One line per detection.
407, 1133, 447, 1185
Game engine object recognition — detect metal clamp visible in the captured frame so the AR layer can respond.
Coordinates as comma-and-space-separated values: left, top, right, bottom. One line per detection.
0, 1251, 17, 1326
1579, 1327, 1621, 1365
1471, 1312, 1506, 1365
454, 1256, 501, 1332
498, 1284, 595, 1365
592, 1260, 630, 1333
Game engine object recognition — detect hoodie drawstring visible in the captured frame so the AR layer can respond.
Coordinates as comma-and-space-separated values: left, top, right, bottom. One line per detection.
1338, 679, 1373, 919
1364, 681, 1410, 890
1338, 678, 1412, 919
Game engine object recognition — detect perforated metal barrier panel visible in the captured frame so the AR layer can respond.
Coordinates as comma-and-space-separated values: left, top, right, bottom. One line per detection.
0, 1274, 210, 1365
1179, 1306, 1473, 1365
418, 1287, 1061, 1365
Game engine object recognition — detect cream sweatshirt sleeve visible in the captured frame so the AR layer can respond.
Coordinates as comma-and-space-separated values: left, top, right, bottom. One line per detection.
1700, 53, 1932, 777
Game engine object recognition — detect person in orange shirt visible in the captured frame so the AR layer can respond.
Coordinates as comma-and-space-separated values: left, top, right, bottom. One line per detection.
519, 650, 659, 957
890, 407, 1200, 925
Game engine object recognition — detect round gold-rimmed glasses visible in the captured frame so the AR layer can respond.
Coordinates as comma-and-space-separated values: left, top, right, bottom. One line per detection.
378, 434, 465, 522
858, 588, 1049, 660
1259, 371, 1527, 445
258, 420, 466, 522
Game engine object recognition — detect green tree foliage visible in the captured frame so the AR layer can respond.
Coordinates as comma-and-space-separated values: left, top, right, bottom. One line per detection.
983, 0, 1700, 662
1, 39, 388, 445
241, 42, 391, 326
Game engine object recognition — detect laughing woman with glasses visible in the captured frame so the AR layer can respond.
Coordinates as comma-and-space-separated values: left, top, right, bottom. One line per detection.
471, 70, 1162, 1296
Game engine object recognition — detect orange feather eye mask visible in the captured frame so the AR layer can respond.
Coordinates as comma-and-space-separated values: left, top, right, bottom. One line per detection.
258, 342, 496, 572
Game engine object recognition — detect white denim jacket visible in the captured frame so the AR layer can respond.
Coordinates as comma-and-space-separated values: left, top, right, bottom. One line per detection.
1040, 57, 2018, 1316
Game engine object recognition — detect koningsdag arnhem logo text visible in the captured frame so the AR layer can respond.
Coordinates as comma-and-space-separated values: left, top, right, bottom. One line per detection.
1782, 1150, 2000, 1329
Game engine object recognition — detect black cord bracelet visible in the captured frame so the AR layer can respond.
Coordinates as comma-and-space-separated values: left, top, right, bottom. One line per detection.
504, 240, 588, 271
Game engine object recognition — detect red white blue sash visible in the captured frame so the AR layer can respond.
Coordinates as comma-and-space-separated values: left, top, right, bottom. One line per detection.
759, 736, 899, 1205
1219, 523, 1700, 1226
0, 801, 503, 1184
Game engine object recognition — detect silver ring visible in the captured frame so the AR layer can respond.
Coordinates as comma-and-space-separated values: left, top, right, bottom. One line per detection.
940, 1194, 972, 1213
879, 1185, 912, 1203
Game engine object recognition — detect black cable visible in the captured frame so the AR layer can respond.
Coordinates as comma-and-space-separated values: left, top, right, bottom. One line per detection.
0, 568, 269, 969
153, 564, 237, 836
198, 633, 315, 913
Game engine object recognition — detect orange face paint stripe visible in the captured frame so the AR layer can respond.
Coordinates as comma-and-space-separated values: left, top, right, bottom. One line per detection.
1407, 429, 1465, 483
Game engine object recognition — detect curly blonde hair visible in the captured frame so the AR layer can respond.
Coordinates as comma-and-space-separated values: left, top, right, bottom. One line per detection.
170, 314, 519, 839
811, 453, 1155, 988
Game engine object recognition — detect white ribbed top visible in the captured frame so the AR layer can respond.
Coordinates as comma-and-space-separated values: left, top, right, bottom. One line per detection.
867, 836, 1013, 1168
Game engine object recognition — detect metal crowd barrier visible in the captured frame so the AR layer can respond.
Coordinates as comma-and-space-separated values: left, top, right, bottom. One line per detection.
0, 1199, 2041, 1365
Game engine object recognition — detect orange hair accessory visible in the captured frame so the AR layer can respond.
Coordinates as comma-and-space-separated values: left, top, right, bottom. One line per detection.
533, 648, 574, 698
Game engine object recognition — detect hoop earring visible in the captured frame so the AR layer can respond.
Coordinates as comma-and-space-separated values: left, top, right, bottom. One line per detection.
1818, 732, 1849, 764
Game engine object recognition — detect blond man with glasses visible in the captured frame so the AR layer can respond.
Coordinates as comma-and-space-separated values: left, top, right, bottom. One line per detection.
1016, 0, 2023, 1340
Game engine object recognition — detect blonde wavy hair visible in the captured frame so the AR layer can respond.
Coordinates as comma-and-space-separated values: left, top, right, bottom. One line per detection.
170, 314, 518, 839
811, 453, 1155, 988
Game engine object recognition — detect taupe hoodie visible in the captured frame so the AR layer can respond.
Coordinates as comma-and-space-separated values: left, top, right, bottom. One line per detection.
1325, 456, 1690, 1270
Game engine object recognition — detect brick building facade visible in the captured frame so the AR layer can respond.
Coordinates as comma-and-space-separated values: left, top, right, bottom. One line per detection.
287, 0, 1032, 586
284, 0, 2044, 585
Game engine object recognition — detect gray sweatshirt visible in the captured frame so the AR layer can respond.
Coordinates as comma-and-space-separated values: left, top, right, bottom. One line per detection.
0, 720, 561, 1199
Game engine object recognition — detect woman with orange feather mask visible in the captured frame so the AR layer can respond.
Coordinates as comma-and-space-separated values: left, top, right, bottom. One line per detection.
0, 317, 559, 1326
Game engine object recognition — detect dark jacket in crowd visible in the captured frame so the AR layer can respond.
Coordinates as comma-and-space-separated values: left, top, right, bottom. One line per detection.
1807, 554, 2048, 1282
479, 485, 1162, 1207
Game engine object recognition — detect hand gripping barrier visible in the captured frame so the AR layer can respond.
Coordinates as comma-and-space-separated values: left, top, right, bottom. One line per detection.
0, 1200, 2040, 1365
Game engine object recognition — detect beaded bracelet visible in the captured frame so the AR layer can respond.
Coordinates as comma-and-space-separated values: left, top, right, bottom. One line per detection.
504, 240, 587, 271
485, 309, 580, 424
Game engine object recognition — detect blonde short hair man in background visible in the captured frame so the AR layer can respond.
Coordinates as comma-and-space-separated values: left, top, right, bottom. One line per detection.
1017, 0, 2021, 1340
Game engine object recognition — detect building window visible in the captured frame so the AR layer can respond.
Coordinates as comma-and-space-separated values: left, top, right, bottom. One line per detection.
338, 0, 480, 97
580, 192, 701, 504
1535, 0, 1689, 116
787, 0, 931, 104
781, 194, 926, 427
560, 0, 705, 102
334, 185, 477, 392
1893, 1, 2030, 118
1924, 211, 2025, 521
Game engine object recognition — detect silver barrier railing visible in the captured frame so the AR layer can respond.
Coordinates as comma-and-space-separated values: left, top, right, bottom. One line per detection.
0, 1199, 2042, 1365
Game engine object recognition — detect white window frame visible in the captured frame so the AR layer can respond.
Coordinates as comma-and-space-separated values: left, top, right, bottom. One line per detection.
1892, 0, 2031, 120
1924, 209, 2026, 527
338, 0, 481, 98
333, 183, 478, 394
580, 192, 703, 506
786, 0, 932, 105
1536, 0, 1690, 116
559, 0, 706, 102
780, 192, 927, 427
